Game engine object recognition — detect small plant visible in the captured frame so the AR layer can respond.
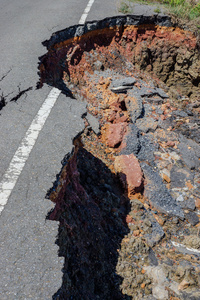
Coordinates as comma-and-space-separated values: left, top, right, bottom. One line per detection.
154, 7, 161, 13
119, 2, 131, 14
189, 3, 200, 19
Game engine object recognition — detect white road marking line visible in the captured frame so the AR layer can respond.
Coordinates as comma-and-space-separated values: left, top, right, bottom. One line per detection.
0, 0, 95, 214
0, 88, 61, 212
79, 0, 95, 24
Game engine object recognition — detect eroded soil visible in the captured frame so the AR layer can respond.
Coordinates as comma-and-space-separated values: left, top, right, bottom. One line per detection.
40, 16, 200, 300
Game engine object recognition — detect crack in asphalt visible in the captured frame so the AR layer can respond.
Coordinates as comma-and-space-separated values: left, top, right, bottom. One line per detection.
10, 86, 33, 102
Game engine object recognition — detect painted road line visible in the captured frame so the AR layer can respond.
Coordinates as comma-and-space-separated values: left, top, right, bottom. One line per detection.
0, 88, 61, 213
0, 0, 96, 215
79, 0, 95, 24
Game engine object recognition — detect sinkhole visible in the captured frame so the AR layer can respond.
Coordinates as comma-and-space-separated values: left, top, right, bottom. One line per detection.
39, 15, 200, 299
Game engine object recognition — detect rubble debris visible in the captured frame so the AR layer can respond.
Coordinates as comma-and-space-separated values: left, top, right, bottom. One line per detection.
39, 15, 200, 300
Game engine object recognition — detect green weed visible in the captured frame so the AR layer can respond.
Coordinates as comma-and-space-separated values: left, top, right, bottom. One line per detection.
119, 2, 132, 14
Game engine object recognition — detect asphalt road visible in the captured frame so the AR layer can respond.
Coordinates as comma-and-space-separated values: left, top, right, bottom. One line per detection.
0, 0, 118, 298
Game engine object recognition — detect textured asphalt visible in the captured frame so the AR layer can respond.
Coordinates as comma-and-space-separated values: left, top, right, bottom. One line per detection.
0, 0, 118, 298
0, 0, 166, 298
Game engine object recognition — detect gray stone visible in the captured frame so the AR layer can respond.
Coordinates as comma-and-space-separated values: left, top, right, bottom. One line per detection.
148, 248, 158, 266
110, 77, 136, 93
125, 91, 143, 123
172, 110, 188, 118
137, 135, 158, 166
141, 162, 184, 219
136, 116, 158, 133
111, 77, 137, 87
155, 87, 169, 98
147, 97, 164, 105
170, 166, 194, 189
145, 219, 165, 247
178, 141, 200, 170
179, 198, 196, 211
121, 124, 141, 155
179, 135, 200, 159
85, 112, 100, 135
185, 212, 199, 226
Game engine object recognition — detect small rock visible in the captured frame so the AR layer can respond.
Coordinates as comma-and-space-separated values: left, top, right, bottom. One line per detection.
85, 112, 100, 135
178, 279, 190, 291
179, 198, 196, 211
114, 154, 143, 195
170, 166, 193, 189
136, 117, 158, 133
111, 77, 137, 88
105, 123, 127, 148
173, 110, 188, 118
176, 194, 184, 202
121, 124, 141, 156
178, 141, 200, 170
195, 198, 200, 209
160, 168, 171, 183
185, 211, 199, 226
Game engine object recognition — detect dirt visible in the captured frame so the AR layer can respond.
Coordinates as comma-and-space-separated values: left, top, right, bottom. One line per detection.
40, 15, 200, 300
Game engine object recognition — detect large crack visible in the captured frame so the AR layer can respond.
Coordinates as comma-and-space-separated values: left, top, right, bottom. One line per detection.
0, 69, 33, 111
39, 15, 200, 300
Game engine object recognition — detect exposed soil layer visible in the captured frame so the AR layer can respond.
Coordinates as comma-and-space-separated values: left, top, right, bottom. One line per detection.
39, 15, 199, 100
41, 16, 200, 300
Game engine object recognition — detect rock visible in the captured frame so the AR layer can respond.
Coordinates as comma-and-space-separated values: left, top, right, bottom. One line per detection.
178, 141, 200, 170
142, 162, 184, 219
195, 198, 200, 209
183, 235, 200, 249
136, 117, 158, 133
179, 135, 200, 159
125, 90, 143, 122
85, 112, 100, 135
160, 168, 171, 183
148, 248, 158, 266
155, 87, 169, 99
121, 124, 141, 156
145, 219, 165, 247
173, 110, 188, 117
178, 279, 190, 290
137, 135, 158, 166
170, 166, 193, 189
146, 96, 164, 105
179, 198, 196, 211
145, 266, 169, 300
105, 123, 127, 148
110, 77, 137, 93
185, 212, 199, 226
114, 154, 143, 195
177, 194, 185, 202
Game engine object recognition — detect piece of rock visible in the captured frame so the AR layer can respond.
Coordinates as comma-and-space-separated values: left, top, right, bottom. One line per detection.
136, 117, 158, 133
178, 141, 200, 170
179, 198, 196, 211
85, 112, 100, 135
185, 211, 199, 226
170, 166, 194, 189
160, 168, 171, 183
114, 154, 143, 195
121, 124, 141, 155
195, 198, 200, 209
142, 162, 184, 219
125, 91, 143, 122
145, 266, 169, 300
145, 219, 165, 247
110, 77, 137, 93
178, 279, 190, 291
105, 123, 127, 148
137, 135, 158, 166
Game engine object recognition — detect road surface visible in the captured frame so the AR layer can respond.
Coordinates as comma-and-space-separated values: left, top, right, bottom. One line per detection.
0, 0, 118, 298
